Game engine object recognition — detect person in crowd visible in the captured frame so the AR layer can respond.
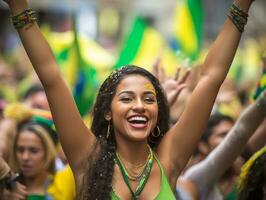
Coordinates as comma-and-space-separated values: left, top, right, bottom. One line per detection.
176, 89, 266, 200
5, 118, 57, 200
237, 145, 266, 200
185, 113, 234, 170
3, 104, 76, 199
2, 0, 255, 199
21, 84, 50, 111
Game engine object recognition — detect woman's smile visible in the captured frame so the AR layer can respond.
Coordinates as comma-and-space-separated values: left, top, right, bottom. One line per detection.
127, 115, 148, 129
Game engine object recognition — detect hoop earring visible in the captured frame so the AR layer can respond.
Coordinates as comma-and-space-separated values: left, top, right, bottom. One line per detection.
106, 121, 111, 139
152, 126, 161, 138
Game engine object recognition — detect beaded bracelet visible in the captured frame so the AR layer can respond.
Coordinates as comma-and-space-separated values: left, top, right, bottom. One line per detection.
231, 3, 248, 19
227, 3, 248, 33
11, 8, 37, 30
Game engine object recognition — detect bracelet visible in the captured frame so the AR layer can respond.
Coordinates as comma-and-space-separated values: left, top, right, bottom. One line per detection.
11, 8, 37, 30
231, 3, 248, 19
256, 91, 266, 116
227, 3, 248, 33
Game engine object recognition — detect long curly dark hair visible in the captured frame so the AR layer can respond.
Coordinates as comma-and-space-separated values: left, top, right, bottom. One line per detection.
238, 147, 266, 200
78, 65, 170, 200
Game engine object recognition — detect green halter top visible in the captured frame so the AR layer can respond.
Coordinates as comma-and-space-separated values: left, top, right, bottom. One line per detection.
111, 154, 176, 200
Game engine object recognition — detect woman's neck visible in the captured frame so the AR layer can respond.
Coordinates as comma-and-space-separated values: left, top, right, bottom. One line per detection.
24, 171, 50, 194
116, 140, 150, 166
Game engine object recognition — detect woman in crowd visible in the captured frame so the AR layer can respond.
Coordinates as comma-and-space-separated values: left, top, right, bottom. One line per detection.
2, 0, 255, 199
6, 117, 57, 199
2, 103, 77, 200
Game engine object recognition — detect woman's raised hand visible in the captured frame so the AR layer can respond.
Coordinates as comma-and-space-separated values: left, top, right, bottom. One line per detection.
151, 57, 191, 107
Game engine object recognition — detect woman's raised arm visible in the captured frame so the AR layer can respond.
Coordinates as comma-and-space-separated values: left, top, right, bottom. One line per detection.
4, 0, 96, 171
158, 0, 254, 181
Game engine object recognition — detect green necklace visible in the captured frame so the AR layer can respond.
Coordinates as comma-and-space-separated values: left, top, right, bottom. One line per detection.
115, 145, 154, 200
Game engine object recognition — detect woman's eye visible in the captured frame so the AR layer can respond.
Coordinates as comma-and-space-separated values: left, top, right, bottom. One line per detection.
30, 148, 39, 154
144, 97, 156, 103
120, 97, 132, 103
16, 147, 24, 153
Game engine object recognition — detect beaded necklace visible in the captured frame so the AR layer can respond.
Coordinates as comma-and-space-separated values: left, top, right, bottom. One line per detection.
115, 145, 154, 200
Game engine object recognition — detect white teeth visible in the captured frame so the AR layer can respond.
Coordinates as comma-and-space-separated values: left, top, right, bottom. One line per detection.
128, 116, 147, 122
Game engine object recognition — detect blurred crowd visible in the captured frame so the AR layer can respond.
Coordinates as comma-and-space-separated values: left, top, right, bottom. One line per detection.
1, 4, 266, 200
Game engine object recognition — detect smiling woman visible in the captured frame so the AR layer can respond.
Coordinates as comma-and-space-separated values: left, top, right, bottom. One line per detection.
1, 0, 256, 199
86, 66, 171, 199
107, 74, 159, 143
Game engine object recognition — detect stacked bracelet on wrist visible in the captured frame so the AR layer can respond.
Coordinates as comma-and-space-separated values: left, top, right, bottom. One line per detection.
11, 8, 37, 30
228, 3, 248, 33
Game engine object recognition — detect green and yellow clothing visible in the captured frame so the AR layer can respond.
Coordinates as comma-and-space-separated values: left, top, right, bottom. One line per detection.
111, 155, 176, 200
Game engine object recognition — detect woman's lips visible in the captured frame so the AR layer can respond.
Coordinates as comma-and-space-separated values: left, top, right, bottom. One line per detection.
128, 121, 148, 129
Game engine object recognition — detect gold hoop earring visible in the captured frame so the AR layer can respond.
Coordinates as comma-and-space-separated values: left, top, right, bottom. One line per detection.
106, 121, 111, 139
152, 126, 161, 138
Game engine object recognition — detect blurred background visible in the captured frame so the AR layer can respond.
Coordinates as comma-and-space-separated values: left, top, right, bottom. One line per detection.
0, 0, 266, 115
1, 2, 266, 200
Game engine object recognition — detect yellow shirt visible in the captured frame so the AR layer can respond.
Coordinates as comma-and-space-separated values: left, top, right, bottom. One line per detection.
48, 165, 76, 200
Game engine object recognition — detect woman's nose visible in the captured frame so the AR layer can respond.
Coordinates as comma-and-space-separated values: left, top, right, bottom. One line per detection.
21, 151, 30, 160
132, 99, 145, 112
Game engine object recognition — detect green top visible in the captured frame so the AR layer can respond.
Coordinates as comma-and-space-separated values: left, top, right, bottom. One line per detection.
224, 184, 238, 200
27, 176, 54, 200
27, 193, 54, 200
27, 194, 46, 200
111, 154, 176, 200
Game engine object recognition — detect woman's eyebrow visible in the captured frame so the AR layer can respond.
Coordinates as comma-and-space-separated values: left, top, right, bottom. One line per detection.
143, 91, 156, 95
118, 91, 134, 96
118, 91, 156, 96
